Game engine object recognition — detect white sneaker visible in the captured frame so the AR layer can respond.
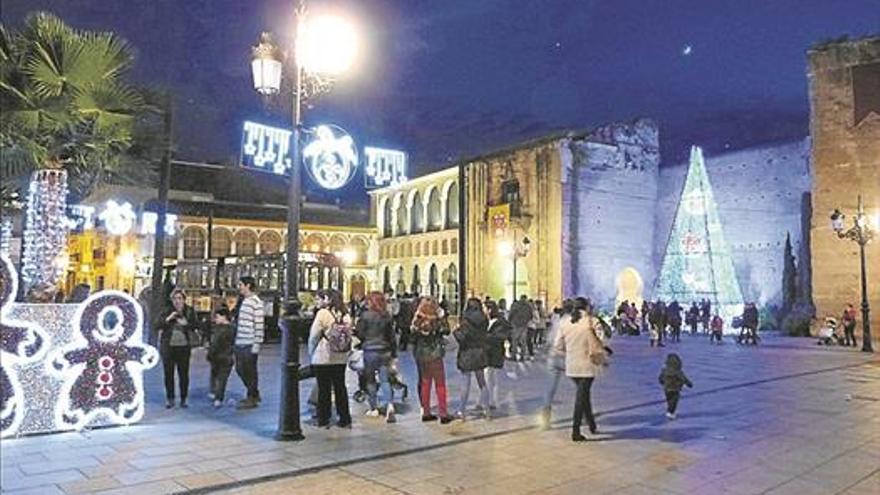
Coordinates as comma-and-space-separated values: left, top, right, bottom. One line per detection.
207, 393, 215, 400
365, 409, 380, 417
665, 412, 676, 420
455, 410, 466, 420
386, 404, 396, 424
213, 399, 222, 408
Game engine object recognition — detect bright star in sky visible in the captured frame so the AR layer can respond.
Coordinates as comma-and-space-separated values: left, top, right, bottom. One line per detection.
682, 44, 693, 56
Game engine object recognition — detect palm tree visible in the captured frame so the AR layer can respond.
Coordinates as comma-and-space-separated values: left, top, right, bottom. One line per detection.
0, 12, 145, 293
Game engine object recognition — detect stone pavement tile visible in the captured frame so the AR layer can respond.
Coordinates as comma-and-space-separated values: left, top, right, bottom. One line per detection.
713, 465, 796, 495
229, 448, 295, 467
842, 471, 880, 495
764, 477, 838, 495
185, 458, 238, 473
222, 460, 298, 481
4, 485, 66, 495
78, 462, 129, 478
608, 483, 679, 495
92, 479, 186, 495
17, 455, 100, 475
126, 452, 202, 469
58, 475, 122, 494
0, 453, 47, 466
113, 465, 194, 486
381, 466, 444, 484
175, 470, 236, 490
0, 468, 85, 491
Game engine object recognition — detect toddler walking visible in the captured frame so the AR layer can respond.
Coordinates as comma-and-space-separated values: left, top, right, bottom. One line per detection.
208, 308, 235, 408
659, 353, 693, 419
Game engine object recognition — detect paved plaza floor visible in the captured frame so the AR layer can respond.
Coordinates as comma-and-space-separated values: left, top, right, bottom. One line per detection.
1, 333, 878, 495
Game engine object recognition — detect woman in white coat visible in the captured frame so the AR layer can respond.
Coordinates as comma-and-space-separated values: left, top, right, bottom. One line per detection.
553, 297, 606, 442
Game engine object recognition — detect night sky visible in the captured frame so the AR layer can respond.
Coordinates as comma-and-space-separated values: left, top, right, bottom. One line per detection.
3, 0, 879, 188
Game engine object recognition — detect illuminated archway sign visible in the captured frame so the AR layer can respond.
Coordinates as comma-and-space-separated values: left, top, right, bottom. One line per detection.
365, 147, 407, 188
303, 125, 358, 190
66, 203, 177, 237
241, 121, 293, 174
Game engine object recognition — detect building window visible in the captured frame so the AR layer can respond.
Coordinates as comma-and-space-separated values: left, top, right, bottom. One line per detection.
415, 242, 421, 257
163, 235, 178, 259
211, 228, 232, 258
382, 198, 393, 238
451, 238, 458, 254
350, 237, 368, 265
234, 230, 257, 256
427, 188, 442, 231
441, 239, 449, 255
304, 233, 326, 253
259, 230, 282, 254
432, 240, 439, 256
446, 182, 460, 228
182, 227, 206, 259
396, 198, 408, 236
410, 191, 425, 233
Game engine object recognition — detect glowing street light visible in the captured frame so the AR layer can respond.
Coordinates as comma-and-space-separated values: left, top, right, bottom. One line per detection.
830, 194, 874, 353
250, 0, 359, 442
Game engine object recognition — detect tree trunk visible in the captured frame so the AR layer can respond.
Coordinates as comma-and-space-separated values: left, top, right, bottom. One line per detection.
21, 169, 68, 298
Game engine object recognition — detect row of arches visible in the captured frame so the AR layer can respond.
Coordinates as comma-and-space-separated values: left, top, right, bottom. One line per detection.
168, 225, 371, 263
380, 262, 459, 301
379, 180, 459, 238
380, 237, 458, 259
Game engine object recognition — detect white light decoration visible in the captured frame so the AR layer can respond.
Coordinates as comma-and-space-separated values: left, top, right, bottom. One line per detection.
98, 200, 137, 236
364, 147, 408, 189
140, 212, 178, 236
296, 15, 359, 75
47, 290, 158, 431
22, 169, 69, 293
302, 124, 358, 190
241, 121, 293, 175
0, 216, 12, 257
1, 254, 50, 438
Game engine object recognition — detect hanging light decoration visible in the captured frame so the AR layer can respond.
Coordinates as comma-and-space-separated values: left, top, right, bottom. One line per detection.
21, 169, 69, 295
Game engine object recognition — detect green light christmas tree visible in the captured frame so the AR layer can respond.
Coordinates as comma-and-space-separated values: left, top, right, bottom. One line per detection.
655, 146, 743, 329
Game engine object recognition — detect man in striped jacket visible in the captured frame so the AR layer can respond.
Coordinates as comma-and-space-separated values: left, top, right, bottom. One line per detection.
235, 276, 264, 409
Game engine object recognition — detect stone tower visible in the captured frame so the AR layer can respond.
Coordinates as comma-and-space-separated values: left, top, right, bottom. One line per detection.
808, 36, 880, 343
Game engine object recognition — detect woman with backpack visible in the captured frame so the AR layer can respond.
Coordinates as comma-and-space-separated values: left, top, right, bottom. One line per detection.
355, 291, 398, 423
411, 297, 453, 424
454, 298, 491, 420
308, 290, 353, 428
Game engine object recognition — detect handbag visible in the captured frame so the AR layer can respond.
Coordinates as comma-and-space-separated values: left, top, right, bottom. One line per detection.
348, 349, 364, 371
298, 364, 315, 380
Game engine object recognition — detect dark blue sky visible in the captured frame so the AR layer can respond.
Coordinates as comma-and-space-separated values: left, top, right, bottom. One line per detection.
4, 0, 879, 177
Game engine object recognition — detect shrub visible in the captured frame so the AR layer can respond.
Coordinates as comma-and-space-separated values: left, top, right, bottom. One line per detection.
782, 303, 814, 337
758, 304, 780, 331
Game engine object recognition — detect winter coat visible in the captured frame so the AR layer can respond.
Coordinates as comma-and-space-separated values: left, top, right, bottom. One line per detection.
308, 308, 352, 366
659, 353, 693, 392
411, 316, 447, 363
508, 300, 533, 328
158, 305, 200, 351
355, 310, 396, 356
486, 317, 512, 368
454, 309, 488, 372
742, 306, 759, 329
207, 323, 235, 367
553, 314, 604, 378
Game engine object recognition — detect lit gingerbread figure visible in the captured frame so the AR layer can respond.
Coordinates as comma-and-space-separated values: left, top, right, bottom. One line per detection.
49, 291, 158, 429
0, 254, 48, 438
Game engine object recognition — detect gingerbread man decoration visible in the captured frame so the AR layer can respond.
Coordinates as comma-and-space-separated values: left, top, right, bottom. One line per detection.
49, 290, 158, 429
0, 254, 48, 438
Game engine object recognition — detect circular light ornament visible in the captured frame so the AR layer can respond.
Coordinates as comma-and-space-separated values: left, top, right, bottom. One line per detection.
302, 125, 358, 190
296, 14, 358, 75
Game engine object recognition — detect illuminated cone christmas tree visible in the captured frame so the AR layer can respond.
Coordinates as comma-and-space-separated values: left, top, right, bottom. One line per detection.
655, 146, 743, 328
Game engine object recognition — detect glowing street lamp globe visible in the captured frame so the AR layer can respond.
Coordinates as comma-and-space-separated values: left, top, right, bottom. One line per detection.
251, 32, 283, 95
296, 14, 358, 75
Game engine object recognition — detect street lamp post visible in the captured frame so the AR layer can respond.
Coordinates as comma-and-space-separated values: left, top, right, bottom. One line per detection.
502, 232, 531, 301
250, 2, 358, 441
830, 194, 875, 353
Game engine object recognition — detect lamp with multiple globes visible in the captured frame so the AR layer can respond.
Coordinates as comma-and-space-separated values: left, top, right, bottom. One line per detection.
249, 0, 359, 442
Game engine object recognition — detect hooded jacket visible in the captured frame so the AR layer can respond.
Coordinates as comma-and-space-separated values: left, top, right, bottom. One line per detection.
355, 309, 396, 356
659, 353, 693, 392
454, 308, 488, 371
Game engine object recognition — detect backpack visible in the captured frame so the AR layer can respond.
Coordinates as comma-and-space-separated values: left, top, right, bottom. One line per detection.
325, 314, 353, 353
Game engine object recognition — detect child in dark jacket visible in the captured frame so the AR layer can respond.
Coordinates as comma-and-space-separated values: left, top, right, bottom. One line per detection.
208, 308, 236, 408
659, 353, 693, 419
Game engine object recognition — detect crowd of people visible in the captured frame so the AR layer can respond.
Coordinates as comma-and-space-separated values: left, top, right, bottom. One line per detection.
149, 280, 866, 443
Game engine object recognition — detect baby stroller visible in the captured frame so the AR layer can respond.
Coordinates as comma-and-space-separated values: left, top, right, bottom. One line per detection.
350, 353, 409, 403
816, 317, 844, 346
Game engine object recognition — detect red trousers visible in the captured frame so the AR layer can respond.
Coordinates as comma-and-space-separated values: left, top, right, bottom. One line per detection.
418, 358, 448, 416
